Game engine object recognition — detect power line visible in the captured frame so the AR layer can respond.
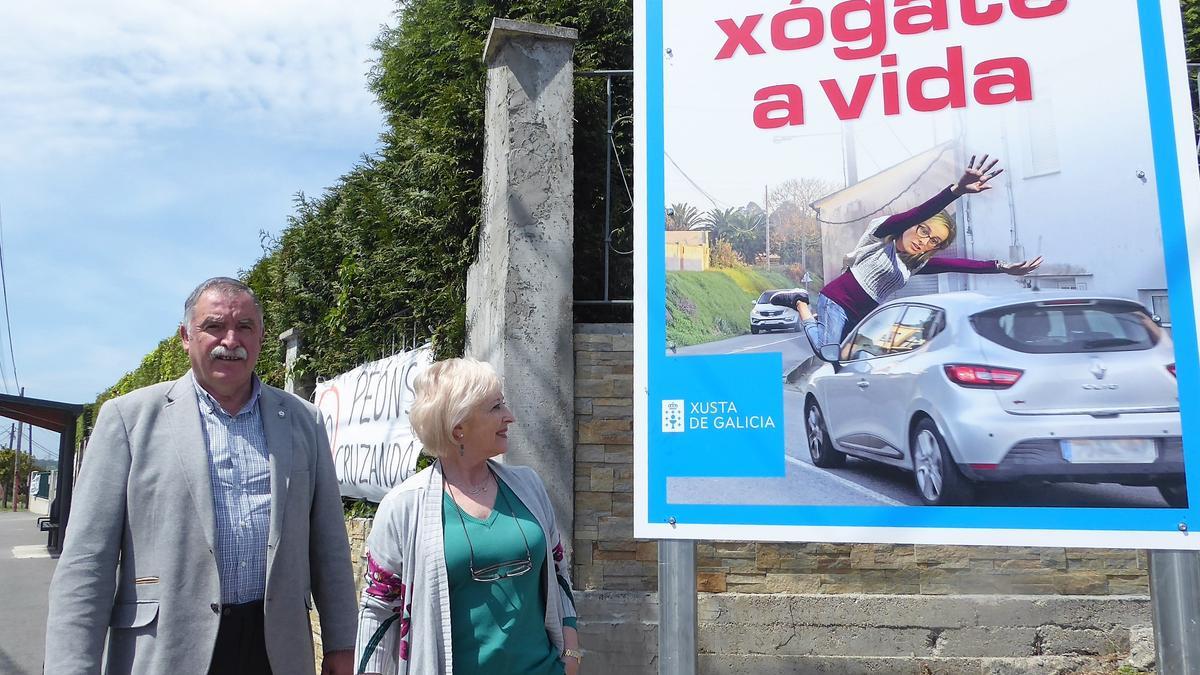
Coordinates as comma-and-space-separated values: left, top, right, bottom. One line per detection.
665, 152, 729, 210
884, 122, 914, 157
0, 204, 17, 392
28, 436, 58, 461
815, 145, 953, 226
0, 206, 11, 391
1, 435, 51, 461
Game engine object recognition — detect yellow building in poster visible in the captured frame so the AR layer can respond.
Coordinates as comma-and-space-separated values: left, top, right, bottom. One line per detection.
666, 230, 709, 271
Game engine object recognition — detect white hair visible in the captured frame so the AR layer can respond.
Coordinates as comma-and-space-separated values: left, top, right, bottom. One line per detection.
409, 358, 502, 457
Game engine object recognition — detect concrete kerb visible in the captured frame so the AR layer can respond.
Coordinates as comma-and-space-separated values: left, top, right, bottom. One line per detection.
784, 359, 806, 383
576, 591, 1154, 673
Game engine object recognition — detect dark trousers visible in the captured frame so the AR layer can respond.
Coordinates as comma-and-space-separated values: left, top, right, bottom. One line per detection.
207, 600, 273, 675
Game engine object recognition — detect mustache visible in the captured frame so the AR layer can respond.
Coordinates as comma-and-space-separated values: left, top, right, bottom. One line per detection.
210, 345, 248, 361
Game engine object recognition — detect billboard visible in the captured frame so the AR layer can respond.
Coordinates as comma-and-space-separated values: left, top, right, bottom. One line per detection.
634, 0, 1200, 548
315, 346, 431, 501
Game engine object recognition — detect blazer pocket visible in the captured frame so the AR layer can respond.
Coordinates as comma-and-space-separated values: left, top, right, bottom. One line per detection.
109, 601, 159, 629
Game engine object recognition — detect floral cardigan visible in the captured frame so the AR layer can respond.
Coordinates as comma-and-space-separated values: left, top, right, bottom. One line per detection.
354, 460, 577, 674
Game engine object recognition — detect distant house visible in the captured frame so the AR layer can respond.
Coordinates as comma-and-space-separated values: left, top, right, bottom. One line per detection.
666, 230, 710, 271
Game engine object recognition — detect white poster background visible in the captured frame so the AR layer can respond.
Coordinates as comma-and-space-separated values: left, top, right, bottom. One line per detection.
315, 347, 431, 501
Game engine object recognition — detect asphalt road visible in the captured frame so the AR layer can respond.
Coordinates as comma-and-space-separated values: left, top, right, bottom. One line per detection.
672, 329, 814, 377
667, 346, 1174, 509
0, 511, 56, 674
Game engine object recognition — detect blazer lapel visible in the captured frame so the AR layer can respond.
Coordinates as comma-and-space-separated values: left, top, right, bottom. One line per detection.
164, 372, 216, 552
260, 386, 293, 564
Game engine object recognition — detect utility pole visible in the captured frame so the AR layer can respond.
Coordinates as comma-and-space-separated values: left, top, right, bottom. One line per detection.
12, 386, 23, 511
1150, 550, 1200, 674
763, 185, 772, 269
842, 123, 859, 187
800, 203, 811, 294
27, 421, 33, 508
4, 423, 11, 508
12, 425, 22, 512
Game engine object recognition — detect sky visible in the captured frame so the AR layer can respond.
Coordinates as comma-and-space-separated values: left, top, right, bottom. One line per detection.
0, 0, 398, 461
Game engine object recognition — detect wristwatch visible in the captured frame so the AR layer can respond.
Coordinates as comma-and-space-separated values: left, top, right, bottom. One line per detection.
563, 648, 583, 662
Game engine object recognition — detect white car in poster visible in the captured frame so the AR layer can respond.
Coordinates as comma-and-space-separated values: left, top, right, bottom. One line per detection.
750, 288, 802, 334
795, 291, 1186, 507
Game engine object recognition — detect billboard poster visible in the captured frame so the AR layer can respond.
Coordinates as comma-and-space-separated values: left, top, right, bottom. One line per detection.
315, 346, 431, 501
633, 0, 1200, 548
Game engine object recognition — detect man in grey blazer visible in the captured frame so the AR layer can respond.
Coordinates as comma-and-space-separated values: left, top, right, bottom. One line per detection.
45, 277, 356, 674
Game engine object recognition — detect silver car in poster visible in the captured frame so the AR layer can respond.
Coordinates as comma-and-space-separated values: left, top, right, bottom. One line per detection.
796, 291, 1185, 506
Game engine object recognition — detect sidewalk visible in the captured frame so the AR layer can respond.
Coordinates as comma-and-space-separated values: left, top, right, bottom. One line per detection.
0, 510, 56, 674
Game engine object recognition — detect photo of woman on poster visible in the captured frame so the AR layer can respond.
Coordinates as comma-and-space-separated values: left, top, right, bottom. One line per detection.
774, 155, 1043, 360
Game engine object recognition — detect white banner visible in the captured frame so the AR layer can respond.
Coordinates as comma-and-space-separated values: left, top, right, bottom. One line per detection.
315, 346, 432, 501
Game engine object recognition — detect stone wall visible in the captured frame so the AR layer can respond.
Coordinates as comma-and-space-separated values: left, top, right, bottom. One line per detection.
695, 543, 1147, 596
310, 518, 371, 666
572, 323, 654, 590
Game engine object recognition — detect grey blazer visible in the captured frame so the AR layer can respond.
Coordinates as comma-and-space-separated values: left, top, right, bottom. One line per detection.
44, 372, 357, 675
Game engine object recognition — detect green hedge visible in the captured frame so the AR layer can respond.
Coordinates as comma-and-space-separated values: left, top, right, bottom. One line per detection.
666, 268, 795, 348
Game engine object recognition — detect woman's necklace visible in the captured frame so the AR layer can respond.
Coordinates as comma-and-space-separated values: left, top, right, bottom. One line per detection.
450, 469, 492, 496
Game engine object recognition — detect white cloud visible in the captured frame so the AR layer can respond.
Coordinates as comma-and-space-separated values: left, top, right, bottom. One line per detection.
0, 0, 402, 409
0, 0, 397, 166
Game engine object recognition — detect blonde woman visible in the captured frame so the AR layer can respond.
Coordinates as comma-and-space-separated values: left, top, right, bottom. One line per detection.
355, 358, 580, 675
775, 155, 1042, 359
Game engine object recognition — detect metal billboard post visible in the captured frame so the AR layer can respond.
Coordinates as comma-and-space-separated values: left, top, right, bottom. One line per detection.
1149, 549, 1200, 674
658, 539, 697, 675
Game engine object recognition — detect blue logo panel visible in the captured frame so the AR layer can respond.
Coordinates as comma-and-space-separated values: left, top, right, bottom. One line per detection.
652, 353, 786, 478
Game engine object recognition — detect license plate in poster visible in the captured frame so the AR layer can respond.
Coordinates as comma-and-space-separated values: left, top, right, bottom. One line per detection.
1062, 439, 1157, 464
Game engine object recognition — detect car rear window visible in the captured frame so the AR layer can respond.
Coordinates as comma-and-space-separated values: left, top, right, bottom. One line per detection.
971, 300, 1161, 353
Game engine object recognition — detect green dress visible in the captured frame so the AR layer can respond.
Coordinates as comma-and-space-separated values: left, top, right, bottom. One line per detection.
442, 478, 569, 674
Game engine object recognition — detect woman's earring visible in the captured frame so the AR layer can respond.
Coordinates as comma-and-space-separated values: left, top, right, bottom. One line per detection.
458, 443, 465, 457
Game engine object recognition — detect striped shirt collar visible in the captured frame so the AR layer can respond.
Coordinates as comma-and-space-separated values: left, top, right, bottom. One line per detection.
193, 374, 263, 417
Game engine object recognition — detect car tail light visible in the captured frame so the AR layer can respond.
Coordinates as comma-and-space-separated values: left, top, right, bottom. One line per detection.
1168, 363, 1176, 378
969, 464, 999, 471
944, 364, 1024, 389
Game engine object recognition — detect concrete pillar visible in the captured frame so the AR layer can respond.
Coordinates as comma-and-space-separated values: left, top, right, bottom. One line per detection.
279, 328, 312, 399
466, 18, 578, 539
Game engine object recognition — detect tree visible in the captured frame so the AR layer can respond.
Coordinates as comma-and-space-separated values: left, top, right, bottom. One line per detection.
768, 177, 837, 278
1183, 0, 1199, 62
0, 448, 35, 507
710, 240, 744, 268
700, 205, 768, 265
1182, 0, 1200, 138
667, 202, 703, 231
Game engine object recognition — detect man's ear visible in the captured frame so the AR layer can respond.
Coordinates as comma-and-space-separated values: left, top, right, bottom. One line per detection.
179, 324, 190, 347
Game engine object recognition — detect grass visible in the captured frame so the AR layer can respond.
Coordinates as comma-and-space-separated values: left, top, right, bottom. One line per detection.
666, 267, 796, 347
